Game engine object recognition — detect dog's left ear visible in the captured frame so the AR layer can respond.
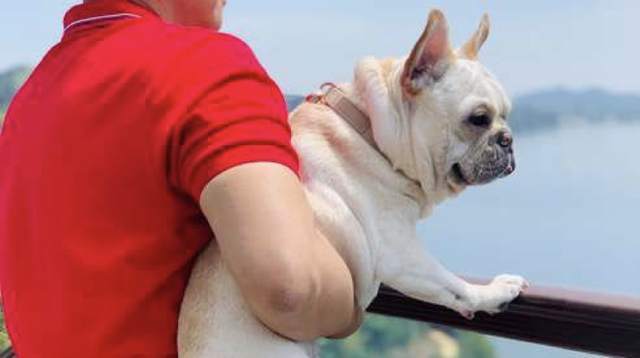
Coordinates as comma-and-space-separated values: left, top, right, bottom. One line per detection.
458, 14, 490, 61
401, 9, 454, 96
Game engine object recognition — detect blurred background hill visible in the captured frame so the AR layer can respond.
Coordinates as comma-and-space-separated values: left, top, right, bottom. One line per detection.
0, 66, 30, 116
286, 87, 640, 134
4, 66, 640, 132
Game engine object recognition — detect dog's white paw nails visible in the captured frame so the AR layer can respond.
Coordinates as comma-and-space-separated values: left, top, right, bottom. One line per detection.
492, 274, 528, 293
478, 274, 527, 314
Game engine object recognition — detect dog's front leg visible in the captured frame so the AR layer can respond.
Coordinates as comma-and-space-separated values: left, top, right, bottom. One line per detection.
378, 237, 527, 318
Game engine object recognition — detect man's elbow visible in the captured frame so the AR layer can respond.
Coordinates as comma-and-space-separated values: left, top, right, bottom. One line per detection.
249, 269, 322, 341
266, 283, 313, 317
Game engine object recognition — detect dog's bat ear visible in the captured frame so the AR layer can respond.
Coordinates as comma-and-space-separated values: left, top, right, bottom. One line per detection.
401, 9, 454, 96
458, 14, 490, 61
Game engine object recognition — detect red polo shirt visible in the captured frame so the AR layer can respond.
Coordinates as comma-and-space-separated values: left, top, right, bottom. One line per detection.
0, 1, 299, 356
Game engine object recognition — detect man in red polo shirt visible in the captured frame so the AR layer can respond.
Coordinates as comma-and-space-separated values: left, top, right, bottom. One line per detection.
0, 0, 361, 356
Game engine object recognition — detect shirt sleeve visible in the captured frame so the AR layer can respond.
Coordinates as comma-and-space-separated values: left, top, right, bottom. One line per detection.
171, 37, 300, 202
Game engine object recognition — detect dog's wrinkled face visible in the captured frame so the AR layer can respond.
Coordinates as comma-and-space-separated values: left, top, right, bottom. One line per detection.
440, 61, 514, 189
400, 11, 514, 196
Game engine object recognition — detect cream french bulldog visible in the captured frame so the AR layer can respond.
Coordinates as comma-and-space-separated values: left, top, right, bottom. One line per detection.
178, 9, 527, 358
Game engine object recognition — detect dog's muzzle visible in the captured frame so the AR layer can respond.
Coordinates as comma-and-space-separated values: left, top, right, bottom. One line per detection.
450, 143, 515, 186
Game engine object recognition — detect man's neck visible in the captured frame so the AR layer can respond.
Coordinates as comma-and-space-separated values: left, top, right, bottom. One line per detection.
82, 0, 169, 20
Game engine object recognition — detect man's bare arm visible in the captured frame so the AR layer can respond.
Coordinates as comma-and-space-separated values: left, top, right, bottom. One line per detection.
199, 162, 361, 340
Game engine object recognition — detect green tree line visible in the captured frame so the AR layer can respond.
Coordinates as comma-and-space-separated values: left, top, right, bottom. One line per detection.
320, 314, 495, 358
0, 306, 8, 350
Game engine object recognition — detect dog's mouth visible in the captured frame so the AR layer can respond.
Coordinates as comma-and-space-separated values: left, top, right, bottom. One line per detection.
449, 154, 516, 188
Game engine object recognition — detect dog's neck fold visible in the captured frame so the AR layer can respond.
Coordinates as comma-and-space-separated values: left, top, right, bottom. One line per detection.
343, 57, 446, 217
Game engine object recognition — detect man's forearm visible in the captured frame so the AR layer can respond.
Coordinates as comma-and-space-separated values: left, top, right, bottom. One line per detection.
199, 163, 361, 342
300, 231, 359, 339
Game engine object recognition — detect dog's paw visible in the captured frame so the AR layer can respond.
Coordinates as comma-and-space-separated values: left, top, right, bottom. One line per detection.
476, 274, 528, 314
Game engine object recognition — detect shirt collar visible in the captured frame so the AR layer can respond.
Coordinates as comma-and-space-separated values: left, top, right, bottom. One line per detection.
63, 0, 159, 34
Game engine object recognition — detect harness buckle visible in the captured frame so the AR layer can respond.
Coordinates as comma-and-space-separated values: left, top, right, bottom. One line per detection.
305, 82, 338, 104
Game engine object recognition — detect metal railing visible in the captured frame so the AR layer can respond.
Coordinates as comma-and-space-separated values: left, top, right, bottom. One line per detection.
369, 278, 640, 357
2, 278, 639, 357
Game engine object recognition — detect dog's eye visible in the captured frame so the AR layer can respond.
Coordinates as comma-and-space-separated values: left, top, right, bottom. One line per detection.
467, 113, 491, 128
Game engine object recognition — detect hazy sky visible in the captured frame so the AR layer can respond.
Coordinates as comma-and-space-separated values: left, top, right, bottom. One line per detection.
1, 1, 639, 96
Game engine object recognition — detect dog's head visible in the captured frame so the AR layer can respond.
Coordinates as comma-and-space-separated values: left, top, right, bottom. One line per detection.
394, 10, 514, 200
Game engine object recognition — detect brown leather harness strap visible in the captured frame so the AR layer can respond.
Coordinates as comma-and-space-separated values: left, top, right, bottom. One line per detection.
307, 83, 376, 147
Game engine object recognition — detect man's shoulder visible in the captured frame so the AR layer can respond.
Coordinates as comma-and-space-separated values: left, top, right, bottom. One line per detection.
123, 21, 268, 94
148, 23, 257, 65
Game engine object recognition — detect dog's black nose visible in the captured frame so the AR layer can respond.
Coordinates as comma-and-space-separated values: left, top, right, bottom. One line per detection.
496, 130, 513, 149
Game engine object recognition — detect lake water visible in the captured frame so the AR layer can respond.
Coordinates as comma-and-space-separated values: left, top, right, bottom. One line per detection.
418, 120, 640, 358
